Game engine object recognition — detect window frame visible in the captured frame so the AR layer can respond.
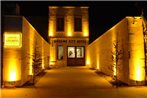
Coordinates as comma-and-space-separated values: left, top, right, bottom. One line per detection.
76, 46, 84, 58
67, 46, 85, 59
74, 16, 82, 32
56, 16, 65, 32
67, 46, 76, 58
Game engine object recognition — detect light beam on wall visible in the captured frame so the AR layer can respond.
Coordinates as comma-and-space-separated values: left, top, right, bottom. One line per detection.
127, 16, 145, 82
67, 16, 72, 36
49, 41, 56, 66
49, 17, 54, 36
7, 58, 21, 81
42, 40, 45, 69
29, 29, 35, 75
3, 32, 22, 82
86, 48, 90, 66
83, 22, 89, 37
112, 28, 117, 76
96, 53, 100, 70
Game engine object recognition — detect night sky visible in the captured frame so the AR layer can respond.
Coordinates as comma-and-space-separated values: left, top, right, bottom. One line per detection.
2, 1, 147, 43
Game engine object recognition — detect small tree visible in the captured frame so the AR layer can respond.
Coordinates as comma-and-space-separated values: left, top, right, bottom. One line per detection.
110, 40, 122, 87
30, 40, 42, 84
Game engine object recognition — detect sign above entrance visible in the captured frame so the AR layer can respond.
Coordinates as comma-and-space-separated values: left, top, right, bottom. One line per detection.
4, 32, 22, 48
53, 39, 87, 44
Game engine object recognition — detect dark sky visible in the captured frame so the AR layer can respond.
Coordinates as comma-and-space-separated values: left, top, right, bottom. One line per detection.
2, 1, 147, 43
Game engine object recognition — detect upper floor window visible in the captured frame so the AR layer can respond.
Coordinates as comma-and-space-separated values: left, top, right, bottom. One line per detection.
74, 16, 82, 32
56, 16, 64, 32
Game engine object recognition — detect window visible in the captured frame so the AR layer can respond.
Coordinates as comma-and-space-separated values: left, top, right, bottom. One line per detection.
74, 16, 82, 32
68, 46, 84, 58
68, 47, 75, 58
76, 47, 84, 58
56, 16, 64, 31
57, 46, 64, 60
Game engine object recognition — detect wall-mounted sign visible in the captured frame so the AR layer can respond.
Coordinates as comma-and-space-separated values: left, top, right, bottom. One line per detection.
53, 39, 87, 44
4, 32, 22, 48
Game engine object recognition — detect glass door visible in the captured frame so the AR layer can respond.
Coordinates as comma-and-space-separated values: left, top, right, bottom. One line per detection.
67, 46, 85, 66
76, 47, 84, 58
68, 47, 76, 58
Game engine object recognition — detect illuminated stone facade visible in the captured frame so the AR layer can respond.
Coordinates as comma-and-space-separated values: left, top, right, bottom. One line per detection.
87, 16, 146, 86
48, 6, 89, 67
2, 5, 146, 87
3, 16, 49, 87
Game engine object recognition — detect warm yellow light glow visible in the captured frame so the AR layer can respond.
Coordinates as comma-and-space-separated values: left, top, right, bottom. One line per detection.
49, 61, 55, 65
84, 32, 88, 37
131, 59, 145, 81
9, 60, 17, 81
68, 31, 72, 37
49, 31, 53, 36
10, 71, 16, 81
127, 17, 145, 82
86, 60, 90, 65
96, 54, 100, 70
49, 6, 59, 9
41, 48, 45, 69
83, 26, 89, 37
86, 55, 90, 66
96, 62, 99, 70
86, 48, 91, 67
50, 51, 56, 61
113, 55, 116, 76
136, 67, 142, 81
42, 63, 45, 69
4, 58, 21, 81
111, 27, 117, 76
29, 59, 33, 75
67, 16, 72, 37
29, 51, 33, 75
80, 7, 89, 9
4, 32, 22, 48
63, 6, 75, 8
113, 62, 116, 76
83, 18, 89, 37
29, 29, 35, 75
42, 41, 45, 69
49, 18, 54, 36
50, 43, 56, 66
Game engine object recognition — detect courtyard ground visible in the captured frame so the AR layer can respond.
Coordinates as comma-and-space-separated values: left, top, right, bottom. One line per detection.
1, 66, 147, 98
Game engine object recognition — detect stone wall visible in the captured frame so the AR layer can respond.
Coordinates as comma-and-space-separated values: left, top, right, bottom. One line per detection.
88, 16, 146, 85
20, 17, 49, 86
3, 16, 49, 87
87, 17, 130, 84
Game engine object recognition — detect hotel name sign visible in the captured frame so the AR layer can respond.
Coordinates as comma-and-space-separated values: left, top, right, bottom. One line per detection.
53, 39, 87, 44
4, 33, 22, 48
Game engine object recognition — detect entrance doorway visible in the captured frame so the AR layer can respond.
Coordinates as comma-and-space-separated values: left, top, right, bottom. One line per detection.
67, 46, 85, 66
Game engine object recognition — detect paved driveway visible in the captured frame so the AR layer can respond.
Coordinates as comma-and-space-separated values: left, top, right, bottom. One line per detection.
1, 67, 147, 98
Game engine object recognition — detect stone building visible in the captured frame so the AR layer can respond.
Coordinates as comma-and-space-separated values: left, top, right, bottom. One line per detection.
48, 6, 89, 67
